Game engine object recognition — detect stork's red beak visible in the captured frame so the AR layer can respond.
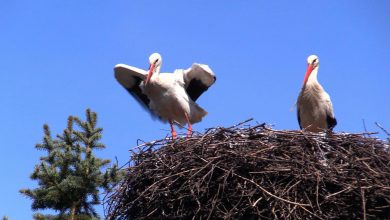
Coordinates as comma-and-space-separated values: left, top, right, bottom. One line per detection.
145, 63, 155, 85
303, 64, 314, 85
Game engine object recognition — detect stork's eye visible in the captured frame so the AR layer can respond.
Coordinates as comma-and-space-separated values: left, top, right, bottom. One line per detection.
312, 59, 317, 64
154, 59, 159, 64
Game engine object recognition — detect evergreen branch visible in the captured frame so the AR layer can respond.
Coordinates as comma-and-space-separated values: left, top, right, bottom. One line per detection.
21, 109, 121, 219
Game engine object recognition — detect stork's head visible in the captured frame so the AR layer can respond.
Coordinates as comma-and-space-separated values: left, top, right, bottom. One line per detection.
149, 53, 162, 67
145, 53, 162, 85
303, 55, 319, 85
307, 55, 319, 68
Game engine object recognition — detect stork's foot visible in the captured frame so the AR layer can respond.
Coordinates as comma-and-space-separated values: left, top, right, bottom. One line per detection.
184, 113, 192, 138
186, 129, 192, 137
171, 131, 177, 139
169, 119, 177, 139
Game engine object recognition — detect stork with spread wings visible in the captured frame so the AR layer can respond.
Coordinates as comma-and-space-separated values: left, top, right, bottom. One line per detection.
114, 53, 216, 138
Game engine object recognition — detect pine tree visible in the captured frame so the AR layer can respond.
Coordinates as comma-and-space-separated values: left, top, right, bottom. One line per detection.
20, 109, 122, 220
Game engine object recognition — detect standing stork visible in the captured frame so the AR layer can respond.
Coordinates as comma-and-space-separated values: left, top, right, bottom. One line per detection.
114, 53, 216, 138
297, 55, 337, 132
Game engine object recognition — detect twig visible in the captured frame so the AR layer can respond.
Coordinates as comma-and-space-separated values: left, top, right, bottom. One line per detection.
362, 119, 368, 133
325, 187, 351, 199
376, 122, 390, 136
361, 188, 366, 220
227, 118, 254, 129
217, 166, 310, 207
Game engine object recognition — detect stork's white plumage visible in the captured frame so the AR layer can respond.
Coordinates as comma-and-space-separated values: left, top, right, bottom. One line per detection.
297, 55, 337, 132
114, 53, 216, 138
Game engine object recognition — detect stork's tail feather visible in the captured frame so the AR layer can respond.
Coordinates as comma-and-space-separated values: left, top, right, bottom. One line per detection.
189, 103, 208, 124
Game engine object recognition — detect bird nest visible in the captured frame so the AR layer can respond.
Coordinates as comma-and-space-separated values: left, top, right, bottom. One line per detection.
105, 120, 390, 219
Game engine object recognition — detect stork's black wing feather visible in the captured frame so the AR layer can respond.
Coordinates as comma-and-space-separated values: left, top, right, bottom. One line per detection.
124, 76, 150, 109
183, 63, 216, 102
297, 107, 303, 129
186, 77, 216, 101
114, 64, 161, 120
327, 115, 337, 131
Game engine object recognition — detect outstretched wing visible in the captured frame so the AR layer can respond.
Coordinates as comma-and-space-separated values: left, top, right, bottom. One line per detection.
114, 64, 159, 119
183, 63, 216, 101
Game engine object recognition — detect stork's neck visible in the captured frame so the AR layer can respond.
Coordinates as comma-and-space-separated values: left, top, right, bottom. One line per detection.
305, 66, 319, 86
151, 65, 161, 80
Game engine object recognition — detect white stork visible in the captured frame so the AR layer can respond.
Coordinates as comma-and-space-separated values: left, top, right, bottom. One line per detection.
297, 55, 337, 132
114, 53, 216, 138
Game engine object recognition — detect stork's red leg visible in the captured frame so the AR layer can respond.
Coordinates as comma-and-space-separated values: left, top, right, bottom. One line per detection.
184, 113, 192, 137
169, 120, 177, 139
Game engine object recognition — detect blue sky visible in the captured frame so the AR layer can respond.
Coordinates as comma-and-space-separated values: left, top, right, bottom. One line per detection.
1, 1, 389, 219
